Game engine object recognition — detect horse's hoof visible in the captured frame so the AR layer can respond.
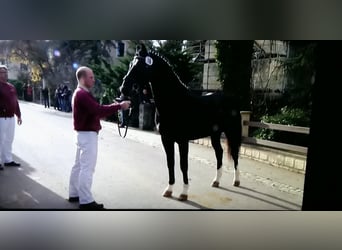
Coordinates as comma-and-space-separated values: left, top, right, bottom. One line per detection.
212, 181, 220, 188
178, 194, 188, 201
163, 190, 172, 197
234, 181, 240, 187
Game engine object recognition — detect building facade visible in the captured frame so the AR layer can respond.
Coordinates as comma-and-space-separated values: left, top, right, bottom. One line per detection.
200, 40, 291, 95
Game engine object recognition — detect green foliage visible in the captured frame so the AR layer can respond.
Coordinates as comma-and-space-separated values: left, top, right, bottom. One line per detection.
263, 106, 310, 126
250, 41, 315, 122
252, 106, 310, 146
91, 56, 133, 105
154, 40, 202, 89
8, 79, 24, 100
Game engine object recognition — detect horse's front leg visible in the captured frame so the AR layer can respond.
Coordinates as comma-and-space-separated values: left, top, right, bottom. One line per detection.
161, 136, 175, 197
178, 140, 189, 201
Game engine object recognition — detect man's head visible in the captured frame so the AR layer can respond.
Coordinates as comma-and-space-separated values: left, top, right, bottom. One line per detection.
0, 65, 8, 83
76, 66, 95, 89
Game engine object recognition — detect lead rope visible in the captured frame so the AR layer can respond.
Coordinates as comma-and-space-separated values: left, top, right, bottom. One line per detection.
117, 106, 132, 138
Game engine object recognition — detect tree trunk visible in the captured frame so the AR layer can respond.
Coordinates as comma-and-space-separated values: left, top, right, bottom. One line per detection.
216, 40, 254, 111
302, 41, 342, 210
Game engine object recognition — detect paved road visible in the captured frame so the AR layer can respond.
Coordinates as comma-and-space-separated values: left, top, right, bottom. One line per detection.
0, 101, 304, 209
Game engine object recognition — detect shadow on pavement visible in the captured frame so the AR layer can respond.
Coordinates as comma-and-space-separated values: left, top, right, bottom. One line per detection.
168, 196, 210, 210
218, 186, 301, 210
0, 155, 78, 210
238, 186, 302, 209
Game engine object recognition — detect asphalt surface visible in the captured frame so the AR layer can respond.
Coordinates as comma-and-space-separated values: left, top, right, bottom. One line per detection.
0, 101, 305, 210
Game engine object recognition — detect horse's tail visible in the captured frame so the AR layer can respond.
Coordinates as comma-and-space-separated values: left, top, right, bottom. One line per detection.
223, 98, 242, 165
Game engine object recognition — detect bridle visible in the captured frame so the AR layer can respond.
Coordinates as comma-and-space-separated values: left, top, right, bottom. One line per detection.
116, 54, 155, 138
117, 107, 132, 138
115, 96, 132, 138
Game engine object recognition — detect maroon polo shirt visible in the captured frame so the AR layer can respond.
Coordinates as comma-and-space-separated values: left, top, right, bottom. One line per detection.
0, 81, 21, 118
72, 86, 121, 132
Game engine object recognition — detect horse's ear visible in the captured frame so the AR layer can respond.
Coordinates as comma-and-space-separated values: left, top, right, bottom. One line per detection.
136, 43, 148, 57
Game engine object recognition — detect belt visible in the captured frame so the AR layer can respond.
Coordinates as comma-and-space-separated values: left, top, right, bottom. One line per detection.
76, 130, 99, 134
0, 115, 14, 118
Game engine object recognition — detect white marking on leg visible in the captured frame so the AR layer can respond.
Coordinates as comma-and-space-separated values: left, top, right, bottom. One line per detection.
214, 168, 223, 183
164, 184, 174, 193
181, 184, 189, 195
233, 168, 240, 183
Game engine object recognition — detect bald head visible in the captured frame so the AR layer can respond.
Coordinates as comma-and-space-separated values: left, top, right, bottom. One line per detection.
76, 66, 91, 82
76, 66, 95, 89
0, 65, 8, 71
0, 65, 8, 83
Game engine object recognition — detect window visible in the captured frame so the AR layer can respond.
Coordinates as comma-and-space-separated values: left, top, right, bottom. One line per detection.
117, 41, 125, 57
20, 63, 28, 71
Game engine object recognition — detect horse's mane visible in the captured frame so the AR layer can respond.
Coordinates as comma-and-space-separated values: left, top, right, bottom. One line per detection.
148, 49, 189, 90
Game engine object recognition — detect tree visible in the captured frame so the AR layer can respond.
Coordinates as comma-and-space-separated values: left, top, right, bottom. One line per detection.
5, 40, 55, 83
215, 40, 254, 111
91, 56, 132, 104
302, 41, 342, 210
3, 40, 116, 91
154, 40, 203, 90
49, 40, 116, 89
90, 40, 151, 104
282, 41, 316, 112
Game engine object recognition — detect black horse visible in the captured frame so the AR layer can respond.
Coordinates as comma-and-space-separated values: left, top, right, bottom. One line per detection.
120, 44, 242, 201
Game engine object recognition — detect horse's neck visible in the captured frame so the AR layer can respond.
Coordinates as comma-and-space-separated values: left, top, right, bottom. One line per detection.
148, 56, 189, 115
150, 76, 188, 115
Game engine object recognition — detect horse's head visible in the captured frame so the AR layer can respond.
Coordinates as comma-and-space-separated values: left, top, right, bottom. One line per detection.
120, 44, 152, 98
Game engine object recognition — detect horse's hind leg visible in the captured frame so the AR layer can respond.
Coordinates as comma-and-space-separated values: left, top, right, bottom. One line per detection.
224, 131, 241, 187
210, 133, 224, 188
232, 149, 240, 187
161, 136, 175, 197
178, 140, 189, 201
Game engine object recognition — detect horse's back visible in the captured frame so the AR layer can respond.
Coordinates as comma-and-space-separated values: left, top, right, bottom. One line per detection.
158, 90, 241, 141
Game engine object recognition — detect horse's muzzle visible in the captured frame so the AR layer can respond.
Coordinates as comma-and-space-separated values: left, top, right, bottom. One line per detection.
115, 95, 130, 102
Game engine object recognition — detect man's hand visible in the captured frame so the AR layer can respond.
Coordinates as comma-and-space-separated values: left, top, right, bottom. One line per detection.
120, 101, 131, 110
17, 117, 22, 125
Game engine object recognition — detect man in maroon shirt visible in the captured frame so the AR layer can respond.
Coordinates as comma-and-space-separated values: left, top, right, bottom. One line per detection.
68, 66, 130, 210
0, 65, 22, 170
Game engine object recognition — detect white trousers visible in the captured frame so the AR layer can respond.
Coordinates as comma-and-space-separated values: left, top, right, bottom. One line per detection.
69, 131, 98, 204
0, 117, 15, 164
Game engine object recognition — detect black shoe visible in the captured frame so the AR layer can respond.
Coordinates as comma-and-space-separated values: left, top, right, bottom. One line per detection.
68, 197, 80, 203
79, 201, 105, 210
0, 164, 3, 171
4, 161, 20, 167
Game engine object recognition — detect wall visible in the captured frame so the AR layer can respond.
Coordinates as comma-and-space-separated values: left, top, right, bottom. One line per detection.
190, 137, 306, 175
202, 40, 221, 91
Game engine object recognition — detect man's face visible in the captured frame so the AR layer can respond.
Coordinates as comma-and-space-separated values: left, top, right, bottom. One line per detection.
83, 69, 95, 89
0, 68, 8, 83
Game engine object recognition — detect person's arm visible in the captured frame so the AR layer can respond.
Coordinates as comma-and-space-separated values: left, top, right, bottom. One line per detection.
80, 91, 129, 118
14, 88, 22, 125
